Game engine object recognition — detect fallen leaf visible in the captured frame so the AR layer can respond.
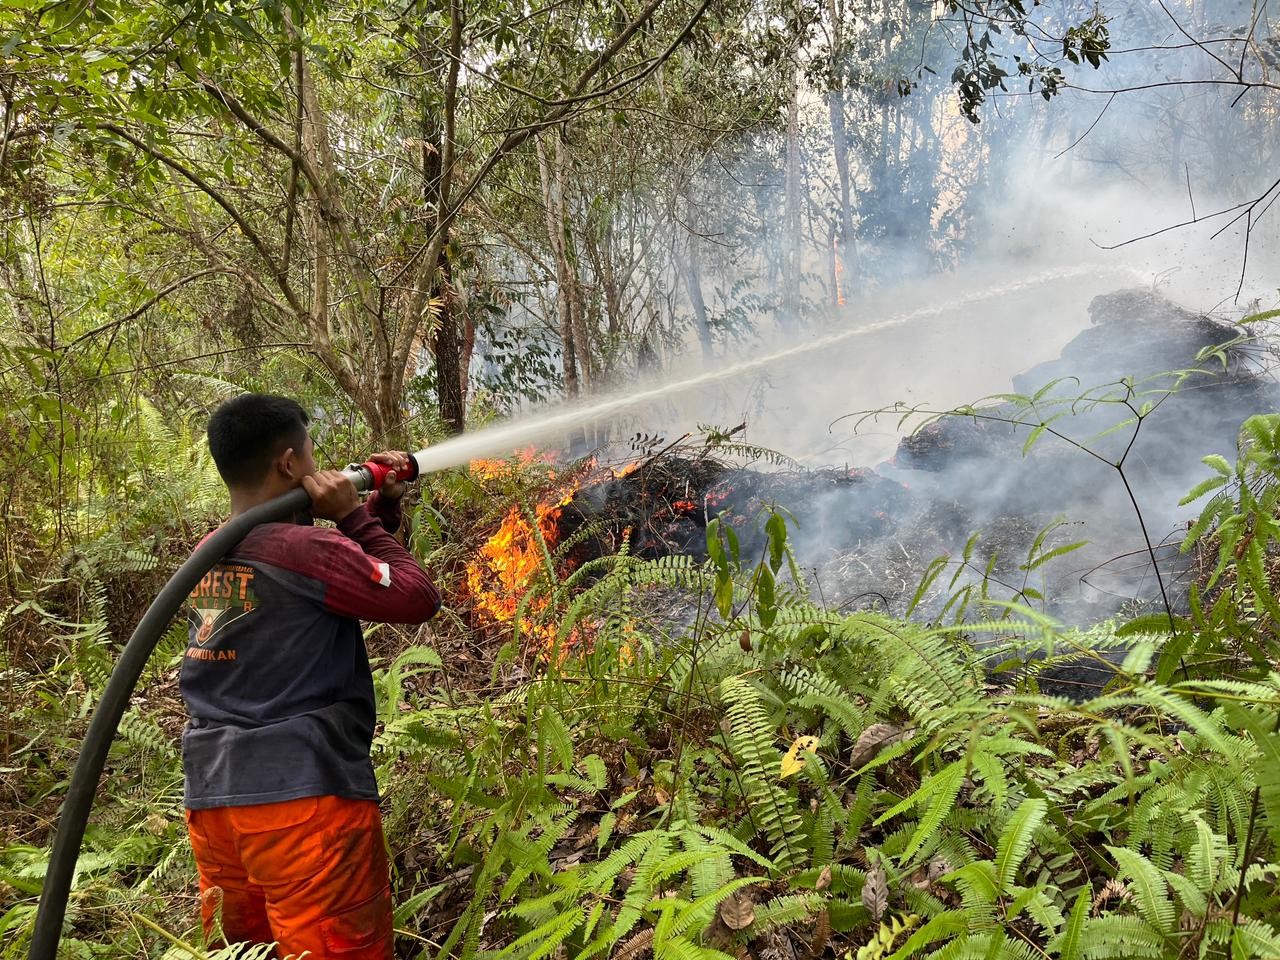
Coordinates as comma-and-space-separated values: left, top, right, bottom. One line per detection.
780, 735, 821, 779
927, 857, 952, 884
862, 862, 889, 921
719, 891, 756, 930
613, 928, 654, 960
809, 908, 831, 958
815, 865, 832, 891
851, 723, 916, 769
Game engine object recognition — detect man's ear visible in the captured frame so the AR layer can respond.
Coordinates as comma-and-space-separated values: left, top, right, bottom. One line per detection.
277, 447, 299, 481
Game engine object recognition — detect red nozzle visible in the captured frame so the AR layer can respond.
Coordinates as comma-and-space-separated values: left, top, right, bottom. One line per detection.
360, 454, 420, 491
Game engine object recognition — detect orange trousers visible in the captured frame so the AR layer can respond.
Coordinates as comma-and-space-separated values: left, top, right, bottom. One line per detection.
186, 795, 393, 960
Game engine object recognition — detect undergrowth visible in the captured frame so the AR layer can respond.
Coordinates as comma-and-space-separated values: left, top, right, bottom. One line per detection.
3, 413, 1279, 959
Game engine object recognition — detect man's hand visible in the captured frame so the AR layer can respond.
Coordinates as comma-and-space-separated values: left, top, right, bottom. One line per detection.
367, 451, 412, 499
301, 470, 361, 522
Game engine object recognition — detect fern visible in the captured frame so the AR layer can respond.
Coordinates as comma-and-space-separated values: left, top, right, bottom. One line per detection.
718, 675, 807, 872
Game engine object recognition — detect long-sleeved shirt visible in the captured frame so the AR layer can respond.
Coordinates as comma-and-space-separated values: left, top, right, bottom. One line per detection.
179, 492, 440, 809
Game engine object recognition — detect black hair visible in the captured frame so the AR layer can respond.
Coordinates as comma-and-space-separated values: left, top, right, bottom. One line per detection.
207, 393, 310, 488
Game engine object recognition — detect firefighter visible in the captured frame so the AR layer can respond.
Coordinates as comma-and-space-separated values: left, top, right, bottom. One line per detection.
181, 393, 440, 958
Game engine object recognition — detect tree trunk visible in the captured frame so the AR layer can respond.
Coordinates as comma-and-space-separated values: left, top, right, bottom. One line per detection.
557, 138, 592, 392
782, 67, 802, 328
537, 134, 581, 399
682, 180, 713, 362
826, 0, 858, 301
432, 253, 465, 434
414, 34, 465, 436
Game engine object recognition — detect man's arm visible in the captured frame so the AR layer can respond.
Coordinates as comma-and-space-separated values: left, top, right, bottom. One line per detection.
311, 519, 441, 623
298, 465, 440, 623
364, 490, 403, 535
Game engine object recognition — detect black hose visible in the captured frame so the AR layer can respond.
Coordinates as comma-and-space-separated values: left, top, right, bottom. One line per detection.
27, 473, 370, 959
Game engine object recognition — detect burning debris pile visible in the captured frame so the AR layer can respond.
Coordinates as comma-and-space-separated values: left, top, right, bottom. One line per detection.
456, 288, 1277, 658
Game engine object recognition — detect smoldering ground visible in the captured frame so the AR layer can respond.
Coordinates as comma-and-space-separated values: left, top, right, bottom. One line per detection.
517, 3, 1280, 697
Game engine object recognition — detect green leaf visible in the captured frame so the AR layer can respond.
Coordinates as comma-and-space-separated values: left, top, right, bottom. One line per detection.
714, 572, 733, 620
766, 513, 787, 572
1179, 474, 1228, 505
1050, 888, 1091, 960
1106, 846, 1175, 934
705, 518, 724, 566
1225, 704, 1280, 852
1202, 454, 1233, 476
1114, 613, 1180, 638
1020, 539, 1087, 573
756, 563, 776, 629
995, 798, 1046, 892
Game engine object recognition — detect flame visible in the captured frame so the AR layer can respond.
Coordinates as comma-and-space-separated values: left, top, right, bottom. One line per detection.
461, 455, 658, 656
462, 452, 597, 653
469, 447, 555, 481
464, 501, 565, 646
470, 458, 514, 481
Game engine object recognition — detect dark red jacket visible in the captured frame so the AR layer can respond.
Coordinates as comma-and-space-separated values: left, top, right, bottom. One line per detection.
180, 493, 440, 808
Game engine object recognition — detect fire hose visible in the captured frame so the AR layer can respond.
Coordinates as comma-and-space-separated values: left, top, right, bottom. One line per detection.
27, 452, 427, 960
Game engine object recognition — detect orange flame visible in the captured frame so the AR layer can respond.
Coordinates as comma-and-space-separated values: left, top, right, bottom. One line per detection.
462, 451, 592, 652
463, 455, 656, 655
464, 501, 564, 644
469, 458, 514, 481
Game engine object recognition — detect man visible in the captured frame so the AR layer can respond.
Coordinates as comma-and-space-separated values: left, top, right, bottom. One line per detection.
181, 393, 440, 959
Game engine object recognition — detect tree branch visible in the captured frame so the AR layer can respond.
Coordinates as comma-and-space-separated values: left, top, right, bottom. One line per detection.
98, 122, 305, 316
59, 267, 232, 351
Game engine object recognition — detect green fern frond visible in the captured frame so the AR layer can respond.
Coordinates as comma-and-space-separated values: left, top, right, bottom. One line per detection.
995, 799, 1046, 893
1105, 846, 1175, 935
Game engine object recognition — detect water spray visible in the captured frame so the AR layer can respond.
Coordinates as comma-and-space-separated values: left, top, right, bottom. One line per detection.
409, 264, 1148, 473
28, 264, 1140, 956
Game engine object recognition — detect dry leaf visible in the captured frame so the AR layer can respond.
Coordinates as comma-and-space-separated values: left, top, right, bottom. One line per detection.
780, 735, 821, 779
612, 927, 654, 960
851, 723, 915, 769
739, 630, 753, 652
815, 864, 833, 891
1092, 877, 1131, 915
808, 908, 831, 959
862, 862, 889, 921
719, 891, 756, 931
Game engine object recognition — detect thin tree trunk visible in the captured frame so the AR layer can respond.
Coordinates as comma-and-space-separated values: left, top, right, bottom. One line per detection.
432, 254, 465, 433
682, 180, 713, 362
782, 66, 802, 328
556, 137, 592, 392
537, 136, 579, 399
826, 0, 858, 300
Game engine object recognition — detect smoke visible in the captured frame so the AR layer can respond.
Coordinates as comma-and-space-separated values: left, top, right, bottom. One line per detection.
573, 1, 1280, 622
444, 2, 1280, 632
